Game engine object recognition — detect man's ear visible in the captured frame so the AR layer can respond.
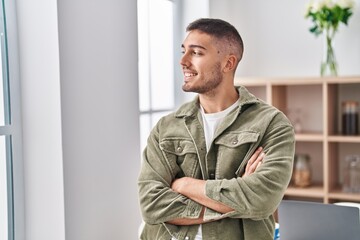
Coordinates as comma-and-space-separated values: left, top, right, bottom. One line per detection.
223, 55, 237, 72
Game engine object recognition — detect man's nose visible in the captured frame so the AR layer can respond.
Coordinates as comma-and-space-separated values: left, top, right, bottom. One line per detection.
180, 53, 190, 68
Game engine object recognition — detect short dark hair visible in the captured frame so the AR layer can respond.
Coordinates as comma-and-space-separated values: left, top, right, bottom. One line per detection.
186, 18, 244, 62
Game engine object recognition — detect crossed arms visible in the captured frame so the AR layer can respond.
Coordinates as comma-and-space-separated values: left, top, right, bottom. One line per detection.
167, 147, 265, 225
138, 121, 295, 226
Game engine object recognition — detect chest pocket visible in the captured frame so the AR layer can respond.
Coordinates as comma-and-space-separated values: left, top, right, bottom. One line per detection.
160, 139, 199, 178
214, 131, 259, 179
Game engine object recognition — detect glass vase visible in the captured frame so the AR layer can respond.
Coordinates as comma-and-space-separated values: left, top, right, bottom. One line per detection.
293, 154, 312, 188
321, 28, 337, 76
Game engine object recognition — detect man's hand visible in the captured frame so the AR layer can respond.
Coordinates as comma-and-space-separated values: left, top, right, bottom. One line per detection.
242, 147, 265, 177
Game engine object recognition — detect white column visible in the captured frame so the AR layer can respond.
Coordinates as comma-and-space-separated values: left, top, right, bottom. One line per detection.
57, 0, 141, 239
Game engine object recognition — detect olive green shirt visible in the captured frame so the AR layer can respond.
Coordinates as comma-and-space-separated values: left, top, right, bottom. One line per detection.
138, 86, 295, 240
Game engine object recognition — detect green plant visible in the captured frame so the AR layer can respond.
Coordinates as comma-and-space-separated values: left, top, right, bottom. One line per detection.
305, 0, 355, 36
304, 0, 355, 76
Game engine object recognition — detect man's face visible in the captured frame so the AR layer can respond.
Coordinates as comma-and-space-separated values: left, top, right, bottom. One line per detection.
180, 30, 226, 94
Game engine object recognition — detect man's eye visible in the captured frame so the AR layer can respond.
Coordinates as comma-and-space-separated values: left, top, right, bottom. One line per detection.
181, 50, 202, 56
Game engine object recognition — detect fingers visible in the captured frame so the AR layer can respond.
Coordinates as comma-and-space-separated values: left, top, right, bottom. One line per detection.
247, 152, 264, 173
256, 160, 262, 170
245, 147, 263, 171
243, 147, 265, 177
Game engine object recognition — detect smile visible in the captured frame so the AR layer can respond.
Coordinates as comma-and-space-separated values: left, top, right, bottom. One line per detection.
184, 72, 198, 77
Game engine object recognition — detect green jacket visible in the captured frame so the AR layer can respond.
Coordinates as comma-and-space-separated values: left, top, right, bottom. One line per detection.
138, 86, 295, 240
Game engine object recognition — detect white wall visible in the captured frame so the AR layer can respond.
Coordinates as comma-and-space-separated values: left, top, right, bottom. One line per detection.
16, 0, 141, 239
57, 0, 141, 240
16, 0, 65, 239
209, 0, 360, 77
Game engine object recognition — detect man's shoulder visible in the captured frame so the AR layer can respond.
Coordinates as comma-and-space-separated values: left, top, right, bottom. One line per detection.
174, 99, 199, 118
244, 99, 293, 128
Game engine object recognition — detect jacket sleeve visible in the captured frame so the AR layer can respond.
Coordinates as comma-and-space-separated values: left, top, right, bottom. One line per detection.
138, 123, 203, 225
204, 114, 295, 221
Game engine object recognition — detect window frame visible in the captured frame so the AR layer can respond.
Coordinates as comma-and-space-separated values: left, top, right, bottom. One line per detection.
0, 0, 24, 239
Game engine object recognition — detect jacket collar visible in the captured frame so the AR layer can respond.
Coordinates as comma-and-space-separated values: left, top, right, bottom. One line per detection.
174, 86, 260, 118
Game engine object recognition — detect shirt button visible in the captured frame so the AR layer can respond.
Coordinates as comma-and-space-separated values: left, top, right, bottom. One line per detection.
210, 173, 215, 179
185, 237, 189, 240
176, 146, 182, 153
232, 139, 238, 145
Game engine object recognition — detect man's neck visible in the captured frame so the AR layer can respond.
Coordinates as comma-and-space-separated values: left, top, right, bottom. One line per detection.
199, 87, 239, 113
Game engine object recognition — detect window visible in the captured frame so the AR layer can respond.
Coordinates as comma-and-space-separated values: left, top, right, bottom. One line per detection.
0, 0, 23, 239
137, 0, 175, 151
0, 137, 6, 238
0, 0, 12, 237
0, 0, 12, 238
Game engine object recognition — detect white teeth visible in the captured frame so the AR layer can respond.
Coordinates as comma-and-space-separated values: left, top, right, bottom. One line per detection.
184, 72, 197, 77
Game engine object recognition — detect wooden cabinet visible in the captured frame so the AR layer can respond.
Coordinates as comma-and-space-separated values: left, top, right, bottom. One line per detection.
234, 76, 360, 204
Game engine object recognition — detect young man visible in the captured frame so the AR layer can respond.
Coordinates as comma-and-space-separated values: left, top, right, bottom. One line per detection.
138, 18, 295, 240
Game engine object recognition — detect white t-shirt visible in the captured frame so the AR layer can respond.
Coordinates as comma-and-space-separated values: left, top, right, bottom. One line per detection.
195, 100, 239, 240
172, 99, 239, 240
200, 101, 239, 150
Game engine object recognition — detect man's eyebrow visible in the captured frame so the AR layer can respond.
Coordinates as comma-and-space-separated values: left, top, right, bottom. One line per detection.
181, 44, 207, 50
